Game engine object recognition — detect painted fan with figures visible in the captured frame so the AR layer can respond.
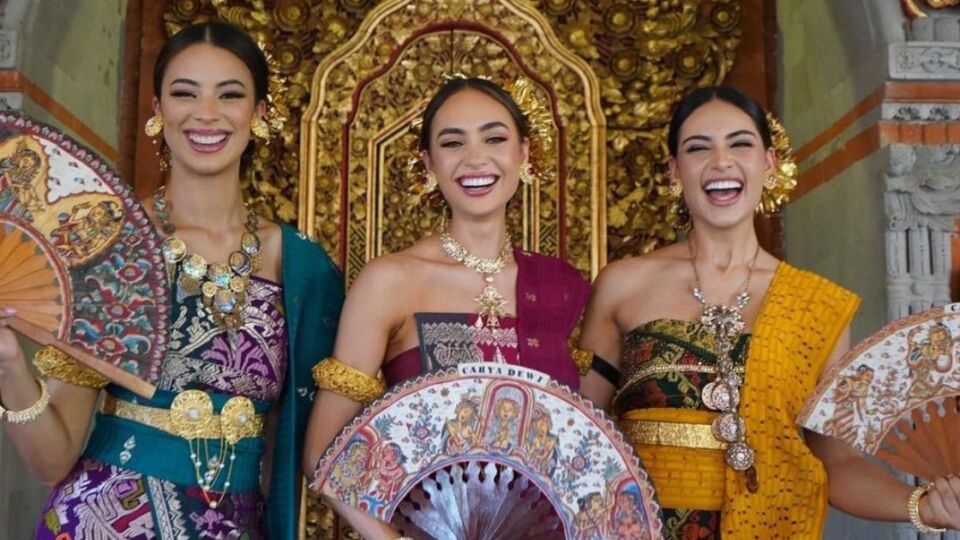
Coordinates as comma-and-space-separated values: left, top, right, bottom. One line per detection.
0, 112, 167, 398
313, 363, 663, 539
798, 304, 960, 480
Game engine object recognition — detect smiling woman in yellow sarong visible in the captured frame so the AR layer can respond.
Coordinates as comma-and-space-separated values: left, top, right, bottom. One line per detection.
578, 86, 960, 539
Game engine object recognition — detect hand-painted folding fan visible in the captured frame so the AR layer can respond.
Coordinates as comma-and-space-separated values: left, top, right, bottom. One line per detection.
312, 364, 663, 540
0, 112, 167, 398
798, 304, 960, 480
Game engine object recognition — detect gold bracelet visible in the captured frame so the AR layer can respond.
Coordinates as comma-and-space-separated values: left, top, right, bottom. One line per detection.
312, 357, 385, 405
3, 376, 50, 424
33, 345, 109, 389
908, 483, 947, 534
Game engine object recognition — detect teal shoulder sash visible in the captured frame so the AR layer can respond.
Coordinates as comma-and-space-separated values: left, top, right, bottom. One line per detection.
268, 224, 344, 538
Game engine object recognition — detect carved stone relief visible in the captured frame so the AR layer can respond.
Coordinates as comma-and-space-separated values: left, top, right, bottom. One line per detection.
889, 42, 960, 79
885, 143, 958, 320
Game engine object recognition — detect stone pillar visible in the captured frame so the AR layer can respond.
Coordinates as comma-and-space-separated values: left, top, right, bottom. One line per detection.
885, 33, 960, 320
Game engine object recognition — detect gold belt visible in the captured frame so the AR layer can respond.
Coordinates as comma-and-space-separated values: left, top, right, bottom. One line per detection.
101, 390, 264, 443
620, 418, 726, 450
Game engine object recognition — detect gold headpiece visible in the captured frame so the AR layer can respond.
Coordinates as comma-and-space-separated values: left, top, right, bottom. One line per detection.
407, 74, 555, 207
758, 112, 798, 215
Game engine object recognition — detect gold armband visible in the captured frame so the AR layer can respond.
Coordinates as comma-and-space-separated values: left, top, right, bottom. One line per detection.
3, 376, 50, 424
33, 346, 109, 389
908, 483, 946, 534
312, 357, 385, 405
571, 347, 592, 376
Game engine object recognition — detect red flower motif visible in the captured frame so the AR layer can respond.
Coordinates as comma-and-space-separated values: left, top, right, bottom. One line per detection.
98, 335, 127, 356
105, 302, 132, 320
571, 455, 587, 471
681, 522, 712, 540
118, 263, 146, 284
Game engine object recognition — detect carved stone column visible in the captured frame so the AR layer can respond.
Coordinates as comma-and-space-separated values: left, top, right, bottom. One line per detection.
885, 144, 958, 319
885, 24, 960, 320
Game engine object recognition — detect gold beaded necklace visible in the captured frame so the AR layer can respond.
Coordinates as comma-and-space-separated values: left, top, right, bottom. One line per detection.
439, 227, 513, 328
153, 185, 262, 329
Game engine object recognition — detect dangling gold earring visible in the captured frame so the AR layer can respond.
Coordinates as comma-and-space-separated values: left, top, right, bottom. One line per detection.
145, 115, 170, 172
519, 163, 535, 185
437, 200, 451, 232
144, 115, 164, 137
668, 178, 683, 198
156, 142, 170, 172
763, 170, 777, 190
250, 117, 270, 140
424, 170, 439, 193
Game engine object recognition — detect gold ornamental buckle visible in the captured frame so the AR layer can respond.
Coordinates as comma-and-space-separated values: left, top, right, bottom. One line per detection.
102, 390, 263, 442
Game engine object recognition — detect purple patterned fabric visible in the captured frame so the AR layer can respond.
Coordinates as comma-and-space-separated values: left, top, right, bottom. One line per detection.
36, 275, 286, 539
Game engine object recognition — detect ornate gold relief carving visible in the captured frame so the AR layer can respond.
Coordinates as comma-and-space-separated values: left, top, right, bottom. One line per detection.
299, 1, 606, 283
532, 0, 741, 256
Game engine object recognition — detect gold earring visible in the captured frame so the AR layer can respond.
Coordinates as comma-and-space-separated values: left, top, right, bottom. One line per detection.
424, 170, 439, 193
437, 200, 451, 232
144, 115, 164, 137
668, 179, 683, 198
519, 163, 535, 185
157, 142, 170, 172
250, 118, 270, 140
763, 170, 777, 190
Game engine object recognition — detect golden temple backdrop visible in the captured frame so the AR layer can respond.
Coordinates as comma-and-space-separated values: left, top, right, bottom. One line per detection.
128, 1, 767, 537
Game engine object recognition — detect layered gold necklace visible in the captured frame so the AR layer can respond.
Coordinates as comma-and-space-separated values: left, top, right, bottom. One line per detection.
689, 240, 761, 492
154, 185, 262, 329
439, 228, 513, 328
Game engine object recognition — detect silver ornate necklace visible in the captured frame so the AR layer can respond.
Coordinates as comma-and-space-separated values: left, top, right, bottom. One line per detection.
689, 240, 761, 492
153, 185, 262, 329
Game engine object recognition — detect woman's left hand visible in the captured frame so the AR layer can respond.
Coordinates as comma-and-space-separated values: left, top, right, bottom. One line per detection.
920, 475, 960, 530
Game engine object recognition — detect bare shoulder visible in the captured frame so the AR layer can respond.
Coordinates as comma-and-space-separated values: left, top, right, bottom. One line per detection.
352, 238, 438, 289
596, 242, 687, 291
350, 251, 411, 291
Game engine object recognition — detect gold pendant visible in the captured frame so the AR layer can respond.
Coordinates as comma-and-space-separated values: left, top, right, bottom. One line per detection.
474, 282, 506, 327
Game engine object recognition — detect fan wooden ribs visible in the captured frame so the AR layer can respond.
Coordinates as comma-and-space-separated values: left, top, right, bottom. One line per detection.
878, 397, 960, 480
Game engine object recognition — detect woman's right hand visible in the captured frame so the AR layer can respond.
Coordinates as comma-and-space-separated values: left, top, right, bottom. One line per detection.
0, 305, 101, 485
0, 307, 28, 373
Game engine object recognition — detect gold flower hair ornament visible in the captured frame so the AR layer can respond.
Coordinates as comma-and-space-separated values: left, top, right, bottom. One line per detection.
758, 112, 798, 215
406, 73, 556, 209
